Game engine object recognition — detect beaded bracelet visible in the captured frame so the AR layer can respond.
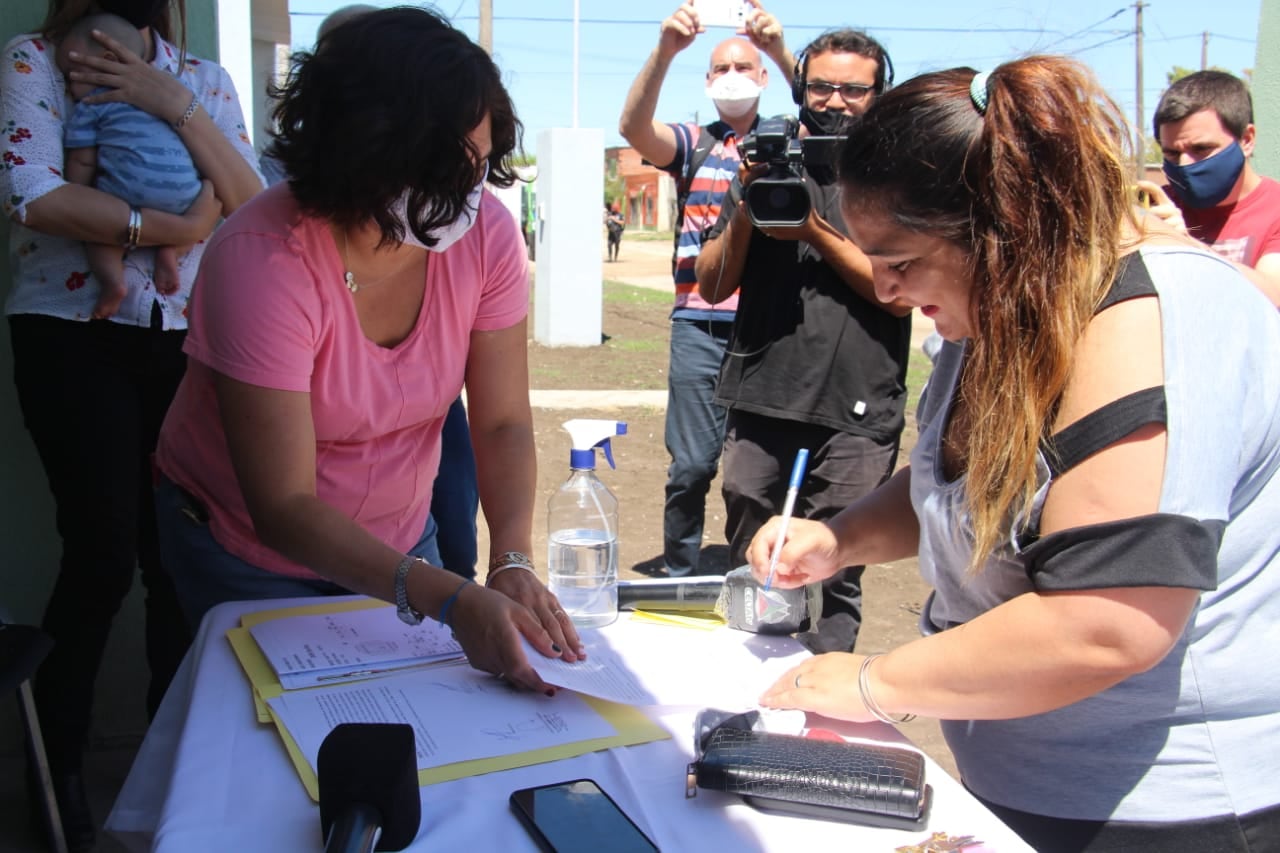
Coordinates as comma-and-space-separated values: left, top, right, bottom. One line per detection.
485, 551, 536, 587
436, 577, 474, 630
858, 653, 917, 724
173, 95, 199, 129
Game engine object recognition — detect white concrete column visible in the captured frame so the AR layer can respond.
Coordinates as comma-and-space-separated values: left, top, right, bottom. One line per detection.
534, 128, 605, 347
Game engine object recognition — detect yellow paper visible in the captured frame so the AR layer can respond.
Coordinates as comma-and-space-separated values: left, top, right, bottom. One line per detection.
226, 599, 670, 800
629, 608, 725, 630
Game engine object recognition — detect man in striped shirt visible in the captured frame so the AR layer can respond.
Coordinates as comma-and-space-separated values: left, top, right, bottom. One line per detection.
619, 1, 794, 578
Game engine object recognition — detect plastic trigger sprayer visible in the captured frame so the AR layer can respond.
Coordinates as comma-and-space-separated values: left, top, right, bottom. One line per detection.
546, 420, 628, 628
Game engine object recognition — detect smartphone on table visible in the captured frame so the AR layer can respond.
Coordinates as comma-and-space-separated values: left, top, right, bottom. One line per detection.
509, 778, 659, 852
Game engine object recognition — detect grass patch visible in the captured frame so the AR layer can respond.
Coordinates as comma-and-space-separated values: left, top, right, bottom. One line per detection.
603, 280, 671, 306
906, 342, 933, 401
610, 338, 666, 353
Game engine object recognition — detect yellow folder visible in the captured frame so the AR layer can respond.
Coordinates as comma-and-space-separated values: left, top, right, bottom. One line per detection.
226, 598, 669, 801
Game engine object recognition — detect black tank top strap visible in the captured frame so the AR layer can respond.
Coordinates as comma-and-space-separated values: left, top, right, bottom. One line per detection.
1038, 254, 1165, 478
1096, 252, 1157, 313
1040, 386, 1167, 478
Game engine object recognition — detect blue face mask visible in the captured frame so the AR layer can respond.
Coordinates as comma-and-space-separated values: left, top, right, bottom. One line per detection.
1162, 141, 1246, 209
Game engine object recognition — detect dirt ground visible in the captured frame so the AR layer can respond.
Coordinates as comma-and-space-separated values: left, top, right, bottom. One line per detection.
480, 230, 958, 777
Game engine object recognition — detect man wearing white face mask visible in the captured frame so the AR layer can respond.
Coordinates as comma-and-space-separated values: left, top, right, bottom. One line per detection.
619, 0, 794, 579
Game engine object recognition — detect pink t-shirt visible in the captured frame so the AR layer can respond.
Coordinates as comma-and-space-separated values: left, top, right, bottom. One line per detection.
156, 183, 529, 578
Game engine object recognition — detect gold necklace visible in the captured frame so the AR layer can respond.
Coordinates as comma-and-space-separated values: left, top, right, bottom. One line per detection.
340, 231, 417, 294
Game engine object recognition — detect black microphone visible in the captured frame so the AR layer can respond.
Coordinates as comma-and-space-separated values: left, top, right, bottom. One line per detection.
318, 722, 420, 852
617, 576, 725, 611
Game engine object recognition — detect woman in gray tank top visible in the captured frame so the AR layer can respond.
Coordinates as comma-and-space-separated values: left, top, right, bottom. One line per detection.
743, 55, 1280, 852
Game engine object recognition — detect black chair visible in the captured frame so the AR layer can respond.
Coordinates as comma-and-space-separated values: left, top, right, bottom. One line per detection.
0, 620, 68, 853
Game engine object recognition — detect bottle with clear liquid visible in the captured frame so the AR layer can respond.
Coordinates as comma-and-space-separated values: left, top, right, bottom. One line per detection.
547, 420, 626, 629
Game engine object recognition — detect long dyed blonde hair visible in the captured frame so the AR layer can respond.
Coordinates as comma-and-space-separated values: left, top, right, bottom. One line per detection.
839, 55, 1139, 570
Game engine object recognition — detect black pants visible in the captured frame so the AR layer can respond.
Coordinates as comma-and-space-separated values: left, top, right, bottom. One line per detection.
721, 410, 899, 653
975, 793, 1280, 853
10, 313, 192, 771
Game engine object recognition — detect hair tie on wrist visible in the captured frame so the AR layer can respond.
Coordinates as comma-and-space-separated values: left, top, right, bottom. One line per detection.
437, 577, 474, 630
969, 70, 992, 115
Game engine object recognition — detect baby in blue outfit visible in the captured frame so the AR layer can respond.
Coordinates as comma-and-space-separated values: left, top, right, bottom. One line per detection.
57, 13, 202, 319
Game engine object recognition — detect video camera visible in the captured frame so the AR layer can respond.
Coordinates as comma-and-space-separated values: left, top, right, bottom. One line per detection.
739, 116, 842, 229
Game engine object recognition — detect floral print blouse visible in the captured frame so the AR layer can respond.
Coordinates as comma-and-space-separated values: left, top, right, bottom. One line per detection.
0, 32, 263, 328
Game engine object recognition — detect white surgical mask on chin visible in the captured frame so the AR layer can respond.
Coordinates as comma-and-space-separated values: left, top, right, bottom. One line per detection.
395, 176, 486, 253
706, 71, 762, 120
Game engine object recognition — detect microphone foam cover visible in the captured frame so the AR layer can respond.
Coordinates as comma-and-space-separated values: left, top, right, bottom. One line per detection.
318, 722, 421, 851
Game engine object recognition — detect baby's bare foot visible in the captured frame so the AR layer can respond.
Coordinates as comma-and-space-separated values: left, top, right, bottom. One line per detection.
154, 248, 182, 295
92, 280, 127, 319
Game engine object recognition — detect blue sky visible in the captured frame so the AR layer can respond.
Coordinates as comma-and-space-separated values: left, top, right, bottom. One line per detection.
287, 0, 1262, 150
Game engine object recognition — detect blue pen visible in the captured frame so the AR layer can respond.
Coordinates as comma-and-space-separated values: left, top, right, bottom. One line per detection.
763, 448, 809, 592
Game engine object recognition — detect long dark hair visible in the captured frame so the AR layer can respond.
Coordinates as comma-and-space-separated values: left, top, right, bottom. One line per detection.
267, 6, 524, 248
839, 56, 1137, 569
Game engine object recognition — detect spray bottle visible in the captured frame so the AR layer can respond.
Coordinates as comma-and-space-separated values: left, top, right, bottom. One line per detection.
547, 419, 627, 628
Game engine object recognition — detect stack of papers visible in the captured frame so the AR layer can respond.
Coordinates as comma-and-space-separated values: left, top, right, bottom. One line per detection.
226, 598, 672, 800
248, 605, 465, 689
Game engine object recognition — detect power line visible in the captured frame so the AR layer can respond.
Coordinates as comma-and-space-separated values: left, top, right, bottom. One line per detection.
1039, 8, 1126, 51
1068, 32, 1134, 54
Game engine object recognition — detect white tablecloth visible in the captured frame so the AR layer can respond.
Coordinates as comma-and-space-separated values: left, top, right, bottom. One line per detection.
106, 597, 1032, 852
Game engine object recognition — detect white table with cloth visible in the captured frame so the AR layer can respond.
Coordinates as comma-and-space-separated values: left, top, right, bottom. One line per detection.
105, 596, 1033, 852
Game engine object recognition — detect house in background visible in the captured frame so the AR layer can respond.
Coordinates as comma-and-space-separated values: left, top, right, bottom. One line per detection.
606, 145, 676, 231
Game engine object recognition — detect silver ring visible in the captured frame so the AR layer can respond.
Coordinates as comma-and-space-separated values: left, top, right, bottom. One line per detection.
552, 609, 566, 619
794, 672, 802, 689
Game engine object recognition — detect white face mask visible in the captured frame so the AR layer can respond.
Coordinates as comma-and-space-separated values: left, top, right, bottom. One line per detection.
706, 71, 763, 120
395, 165, 488, 253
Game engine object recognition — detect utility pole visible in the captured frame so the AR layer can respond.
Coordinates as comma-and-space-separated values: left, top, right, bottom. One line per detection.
479, 0, 492, 54
1134, 1, 1147, 172
572, 0, 581, 128
1201, 30, 1209, 70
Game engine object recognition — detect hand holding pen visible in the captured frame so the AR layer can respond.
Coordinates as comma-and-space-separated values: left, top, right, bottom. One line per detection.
763, 448, 809, 592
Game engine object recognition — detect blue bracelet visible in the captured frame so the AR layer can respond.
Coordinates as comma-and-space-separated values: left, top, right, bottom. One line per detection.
437, 578, 474, 629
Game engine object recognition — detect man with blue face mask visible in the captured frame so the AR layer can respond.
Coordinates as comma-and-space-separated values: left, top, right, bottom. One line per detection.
1154, 70, 1280, 295
619, 1, 794, 578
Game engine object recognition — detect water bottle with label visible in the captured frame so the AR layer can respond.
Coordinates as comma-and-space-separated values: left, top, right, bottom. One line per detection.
547, 419, 627, 629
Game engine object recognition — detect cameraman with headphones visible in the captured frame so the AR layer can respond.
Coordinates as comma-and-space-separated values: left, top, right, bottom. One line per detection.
695, 29, 912, 654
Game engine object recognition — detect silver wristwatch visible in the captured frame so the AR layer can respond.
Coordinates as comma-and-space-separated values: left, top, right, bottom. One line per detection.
394, 556, 424, 625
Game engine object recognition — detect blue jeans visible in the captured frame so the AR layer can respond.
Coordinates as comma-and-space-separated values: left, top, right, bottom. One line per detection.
155, 475, 442, 631
428, 396, 478, 579
663, 316, 733, 576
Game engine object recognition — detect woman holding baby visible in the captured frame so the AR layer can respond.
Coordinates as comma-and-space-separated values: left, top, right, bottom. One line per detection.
0, 0, 261, 847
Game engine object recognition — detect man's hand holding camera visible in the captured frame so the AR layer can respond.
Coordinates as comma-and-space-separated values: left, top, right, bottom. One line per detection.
657, 3, 701, 60
737, 156, 819, 243
741, 2, 791, 70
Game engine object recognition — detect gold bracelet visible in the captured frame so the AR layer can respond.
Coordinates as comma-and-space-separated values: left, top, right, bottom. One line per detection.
858, 653, 916, 724
486, 551, 536, 587
173, 95, 199, 129
124, 207, 141, 251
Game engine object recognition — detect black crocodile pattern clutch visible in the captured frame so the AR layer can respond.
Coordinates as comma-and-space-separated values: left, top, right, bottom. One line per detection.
688, 727, 931, 830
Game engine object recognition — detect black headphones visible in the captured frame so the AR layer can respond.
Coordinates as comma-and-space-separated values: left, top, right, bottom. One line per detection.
790, 43, 895, 105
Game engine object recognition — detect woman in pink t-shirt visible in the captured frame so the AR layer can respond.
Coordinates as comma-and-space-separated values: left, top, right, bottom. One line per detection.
154, 7, 583, 691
